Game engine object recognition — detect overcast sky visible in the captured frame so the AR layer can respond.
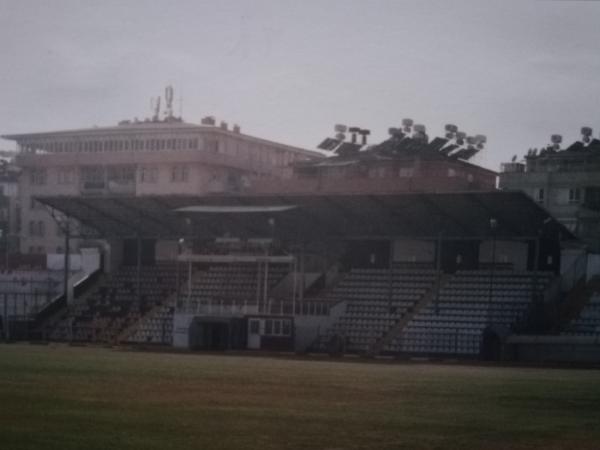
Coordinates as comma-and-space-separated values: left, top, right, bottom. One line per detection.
1, 0, 599, 170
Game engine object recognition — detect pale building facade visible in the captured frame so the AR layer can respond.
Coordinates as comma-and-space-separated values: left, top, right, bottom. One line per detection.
2, 121, 321, 254
499, 138, 600, 252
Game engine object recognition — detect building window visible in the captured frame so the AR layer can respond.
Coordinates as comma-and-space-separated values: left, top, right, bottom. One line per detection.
398, 167, 414, 178
569, 188, 581, 204
140, 167, 159, 184
30, 198, 41, 210
28, 220, 45, 237
535, 188, 545, 203
30, 168, 47, 185
108, 165, 135, 184
263, 318, 291, 337
206, 139, 219, 154
58, 168, 75, 185
265, 319, 273, 335
368, 167, 386, 178
249, 319, 260, 334
171, 165, 189, 183
81, 166, 105, 189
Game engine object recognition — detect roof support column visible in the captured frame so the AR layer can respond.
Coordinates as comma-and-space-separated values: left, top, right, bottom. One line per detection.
136, 234, 142, 305
387, 239, 393, 313
63, 220, 71, 305
435, 231, 443, 315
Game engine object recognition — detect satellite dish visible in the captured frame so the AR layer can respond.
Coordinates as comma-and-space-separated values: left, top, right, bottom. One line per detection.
550, 134, 562, 144
334, 124, 348, 133
413, 124, 426, 133
335, 133, 345, 141
511, 155, 517, 162
474, 134, 487, 144
466, 136, 476, 145
401, 118, 414, 127
445, 124, 458, 133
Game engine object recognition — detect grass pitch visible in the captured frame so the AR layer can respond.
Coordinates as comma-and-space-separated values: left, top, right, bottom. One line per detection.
0, 345, 599, 450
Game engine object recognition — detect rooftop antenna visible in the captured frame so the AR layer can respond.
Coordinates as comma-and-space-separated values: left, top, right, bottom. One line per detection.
165, 85, 174, 118
152, 96, 161, 121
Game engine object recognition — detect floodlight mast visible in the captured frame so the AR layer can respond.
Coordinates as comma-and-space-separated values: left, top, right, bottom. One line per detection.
581, 126, 593, 144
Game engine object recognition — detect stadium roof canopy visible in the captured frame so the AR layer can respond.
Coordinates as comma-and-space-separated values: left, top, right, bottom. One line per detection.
37, 191, 575, 242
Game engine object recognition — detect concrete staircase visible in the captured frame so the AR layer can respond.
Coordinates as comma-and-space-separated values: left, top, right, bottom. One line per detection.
367, 273, 452, 356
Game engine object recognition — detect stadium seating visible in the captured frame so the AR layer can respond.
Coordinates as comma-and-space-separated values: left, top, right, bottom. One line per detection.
321, 267, 438, 353
49, 262, 178, 342
127, 304, 174, 344
562, 293, 600, 336
184, 263, 288, 310
386, 270, 554, 355
125, 262, 289, 344
0, 270, 63, 318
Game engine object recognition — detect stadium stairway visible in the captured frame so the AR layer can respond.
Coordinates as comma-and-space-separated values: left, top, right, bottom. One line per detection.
557, 276, 600, 335
367, 273, 452, 356
117, 291, 178, 345
316, 267, 439, 354
47, 263, 178, 343
384, 270, 555, 356
34, 269, 105, 340
561, 277, 600, 336
38, 271, 106, 340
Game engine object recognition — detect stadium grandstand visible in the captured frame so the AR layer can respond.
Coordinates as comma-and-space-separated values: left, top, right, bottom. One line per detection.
2, 101, 599, 363
4, 189, 593, 362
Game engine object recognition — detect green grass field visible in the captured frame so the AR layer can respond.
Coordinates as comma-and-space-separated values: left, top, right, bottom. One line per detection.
0, 345, 599, 450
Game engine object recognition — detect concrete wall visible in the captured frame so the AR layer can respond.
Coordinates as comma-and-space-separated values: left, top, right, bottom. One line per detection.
587, 254, 600, 280
293, 300, 347, 352
505, 336, 600, 363
46, 247, 100, 273
393, 239, 435, 263
479, 240, 528, 271
156, 240, 179, 261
